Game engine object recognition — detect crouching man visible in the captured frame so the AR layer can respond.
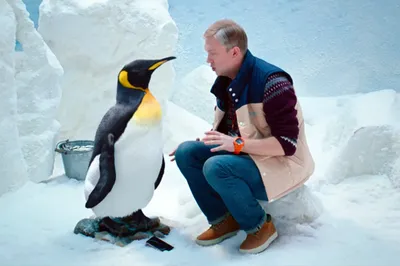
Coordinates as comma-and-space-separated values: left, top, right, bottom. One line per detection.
169, 19, 315, 254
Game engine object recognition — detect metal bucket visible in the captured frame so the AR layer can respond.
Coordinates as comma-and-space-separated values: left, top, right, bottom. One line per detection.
55, 139, 94, 181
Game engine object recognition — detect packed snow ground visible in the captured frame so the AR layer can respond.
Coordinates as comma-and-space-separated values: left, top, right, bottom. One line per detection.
1, 93, 400, 265
2, 0, 400, 265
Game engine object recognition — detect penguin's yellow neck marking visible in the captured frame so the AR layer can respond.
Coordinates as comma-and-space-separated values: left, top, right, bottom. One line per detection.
133, 89, 162, 124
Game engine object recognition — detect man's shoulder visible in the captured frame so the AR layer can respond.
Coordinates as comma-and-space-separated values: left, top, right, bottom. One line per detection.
252, 56, 293, 85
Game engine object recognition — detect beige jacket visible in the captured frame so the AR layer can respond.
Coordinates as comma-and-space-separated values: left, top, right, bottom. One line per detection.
212, 101, 315, 202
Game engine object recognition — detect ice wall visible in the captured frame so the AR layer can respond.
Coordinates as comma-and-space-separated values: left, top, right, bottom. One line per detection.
12, 0, 64, 183
0, 0, 63, 196
169, 0, 400, 122
38, 0, 178, 140
0, 0, 28, 196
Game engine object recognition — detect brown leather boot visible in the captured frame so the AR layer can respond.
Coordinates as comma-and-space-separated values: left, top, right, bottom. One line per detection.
196, 214, 240, 246
239, 215, 278, 254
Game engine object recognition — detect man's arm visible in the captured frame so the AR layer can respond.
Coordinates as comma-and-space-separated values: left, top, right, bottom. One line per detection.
242, 73, 299, 157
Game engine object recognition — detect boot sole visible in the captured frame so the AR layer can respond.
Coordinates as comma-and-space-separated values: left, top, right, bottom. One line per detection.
195, 230, 239, 246
239, 231, 278, 254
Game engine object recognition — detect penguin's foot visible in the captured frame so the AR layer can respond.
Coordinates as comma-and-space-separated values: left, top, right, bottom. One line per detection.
98, 217, 133, 237
119, 209, 159, 232
97, 210, 170, 239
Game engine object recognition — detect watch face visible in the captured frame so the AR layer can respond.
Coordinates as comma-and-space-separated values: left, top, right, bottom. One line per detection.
235, 138, 243, 145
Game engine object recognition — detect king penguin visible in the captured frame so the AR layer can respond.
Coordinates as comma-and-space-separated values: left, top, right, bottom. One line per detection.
83, 56, 176, 232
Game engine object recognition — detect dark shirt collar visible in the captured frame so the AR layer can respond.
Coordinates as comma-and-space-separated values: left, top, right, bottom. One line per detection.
210, 49, 255, 103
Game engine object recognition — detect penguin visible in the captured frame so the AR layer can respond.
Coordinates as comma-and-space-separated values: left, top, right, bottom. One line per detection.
83, 56, 176, 234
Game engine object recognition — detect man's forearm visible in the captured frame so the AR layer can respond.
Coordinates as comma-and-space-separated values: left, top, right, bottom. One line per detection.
241, 137, 285, 156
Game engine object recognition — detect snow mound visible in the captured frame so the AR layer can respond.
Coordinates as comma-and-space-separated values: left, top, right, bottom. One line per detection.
0, 0, 28, 196
171, 64, 217, 123
328, 125, 400, 187
11, 0, 63, 183
300, 90, 400, 185
163, 101, 211, 153
259, 185, 324, 234
38, 0, 178, 140
320, 90, 398, 152
315, 90, 400, 185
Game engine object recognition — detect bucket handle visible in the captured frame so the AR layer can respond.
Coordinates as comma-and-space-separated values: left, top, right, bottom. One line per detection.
55, 139, 70, 154
55, 148, 66, 153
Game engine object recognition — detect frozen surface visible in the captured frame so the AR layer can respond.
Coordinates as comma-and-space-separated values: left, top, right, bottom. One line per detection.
1, 95, 400, 265
1, 0, 399, 265
38, 0, 178, 140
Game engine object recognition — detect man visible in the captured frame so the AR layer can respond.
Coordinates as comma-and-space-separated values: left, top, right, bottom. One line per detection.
169, 19, 314, 254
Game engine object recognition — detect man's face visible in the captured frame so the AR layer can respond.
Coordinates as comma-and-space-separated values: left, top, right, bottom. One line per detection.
204, 36, 234, 76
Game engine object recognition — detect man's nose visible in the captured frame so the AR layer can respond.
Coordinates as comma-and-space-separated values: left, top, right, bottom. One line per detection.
206, 56, 212, 64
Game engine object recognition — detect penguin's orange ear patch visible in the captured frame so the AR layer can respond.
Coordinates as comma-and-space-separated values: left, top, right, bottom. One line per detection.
148, 60, 167, 71
118, 70, 135, 88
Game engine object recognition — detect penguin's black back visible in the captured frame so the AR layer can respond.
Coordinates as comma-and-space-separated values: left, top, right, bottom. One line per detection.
89, 102, 140, 165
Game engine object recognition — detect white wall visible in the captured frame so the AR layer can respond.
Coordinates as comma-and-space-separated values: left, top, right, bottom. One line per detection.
169, 0, 400, 122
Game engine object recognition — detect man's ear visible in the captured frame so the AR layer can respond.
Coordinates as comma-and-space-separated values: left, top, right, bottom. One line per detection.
232, 46, 241, 58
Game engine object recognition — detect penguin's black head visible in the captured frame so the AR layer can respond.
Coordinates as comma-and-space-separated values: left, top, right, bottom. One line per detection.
118, 56, 176, 90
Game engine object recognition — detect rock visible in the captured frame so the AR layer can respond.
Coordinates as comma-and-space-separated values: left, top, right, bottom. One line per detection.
74, 216, 171, 246
38, 0, 178, 140
73, 218, 101, 237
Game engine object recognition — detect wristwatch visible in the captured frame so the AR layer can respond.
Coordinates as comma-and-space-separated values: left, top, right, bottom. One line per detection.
233, 137, 245, 154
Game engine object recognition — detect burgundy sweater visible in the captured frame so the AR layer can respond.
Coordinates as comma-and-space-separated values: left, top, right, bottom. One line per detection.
225, 73, 299, 156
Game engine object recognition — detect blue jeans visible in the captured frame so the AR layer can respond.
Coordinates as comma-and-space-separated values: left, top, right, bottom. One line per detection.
174, 140, 268, 233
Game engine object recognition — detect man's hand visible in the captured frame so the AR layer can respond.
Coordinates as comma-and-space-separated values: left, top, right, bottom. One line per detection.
168, 148, 177, 162
168, 138, 200, 162
202, 131, 235, 152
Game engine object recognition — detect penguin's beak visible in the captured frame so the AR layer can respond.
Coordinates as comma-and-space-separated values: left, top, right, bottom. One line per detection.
148, 56, 176, 71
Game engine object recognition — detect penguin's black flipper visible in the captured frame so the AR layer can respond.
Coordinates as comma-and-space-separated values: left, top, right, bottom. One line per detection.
154, 155, 165, 190
85, 134, 116, 209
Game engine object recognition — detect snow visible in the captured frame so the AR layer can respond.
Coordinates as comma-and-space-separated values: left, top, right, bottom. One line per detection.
171, 64, 217, 123
1, 0, 400, 265
37, 0, 178, 140
168, 0, 400, 121
1, 93, 400, 265
0, 0, 63, 195
11, 0, 63, 183
0, 0, 28, 196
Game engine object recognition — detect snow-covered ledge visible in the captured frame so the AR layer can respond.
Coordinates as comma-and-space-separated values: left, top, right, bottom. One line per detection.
38, 0, 178, 141
327, 125, 400, 188
0, 0, 63, 196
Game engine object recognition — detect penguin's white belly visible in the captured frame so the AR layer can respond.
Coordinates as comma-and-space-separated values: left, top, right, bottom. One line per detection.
84, 123, 163, 218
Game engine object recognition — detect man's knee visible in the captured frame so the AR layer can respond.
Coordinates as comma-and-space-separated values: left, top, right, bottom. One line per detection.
202, 156, 228, 186
174, 140, 201, 167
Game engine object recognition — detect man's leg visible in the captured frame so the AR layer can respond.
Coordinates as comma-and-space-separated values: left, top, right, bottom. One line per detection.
202, 154, 268, 232
203, 154, 278, 253
174, 140, 231, 225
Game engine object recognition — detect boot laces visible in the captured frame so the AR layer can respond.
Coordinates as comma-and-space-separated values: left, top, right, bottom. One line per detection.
210, 216, 230, 231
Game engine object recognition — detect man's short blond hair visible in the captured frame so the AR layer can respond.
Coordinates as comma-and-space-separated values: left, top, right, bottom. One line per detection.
204, 19, 248, 53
